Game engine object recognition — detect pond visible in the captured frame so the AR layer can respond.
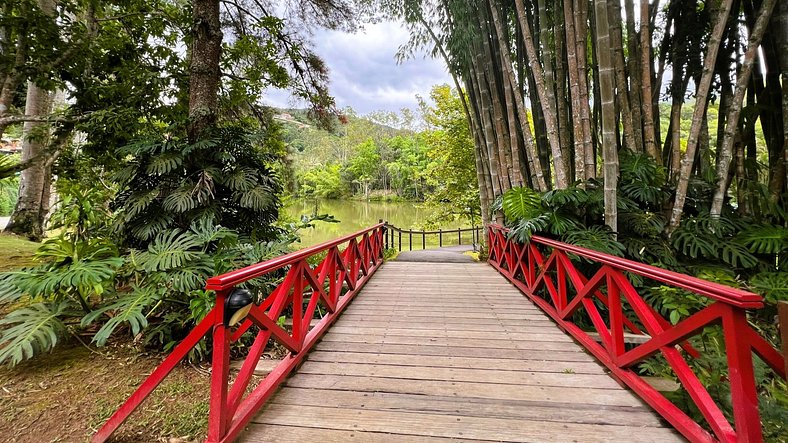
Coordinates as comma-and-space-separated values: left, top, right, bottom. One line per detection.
284, 199, 474, 248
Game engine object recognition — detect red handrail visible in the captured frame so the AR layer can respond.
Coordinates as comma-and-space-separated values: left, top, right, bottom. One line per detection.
486, 224, 785, 443
529, 233, 762, 308
93, 224, 387, 443
206, 223, 384, 291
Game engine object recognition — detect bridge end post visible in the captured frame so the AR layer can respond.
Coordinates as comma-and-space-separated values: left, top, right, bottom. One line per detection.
779, 301, 788, 379
721, 306, 763, 443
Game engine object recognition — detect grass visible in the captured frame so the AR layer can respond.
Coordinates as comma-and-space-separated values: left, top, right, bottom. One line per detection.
0, 233, 39, 271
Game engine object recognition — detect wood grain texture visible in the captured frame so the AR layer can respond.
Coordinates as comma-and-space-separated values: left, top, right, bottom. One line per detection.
240, 262, 682, 442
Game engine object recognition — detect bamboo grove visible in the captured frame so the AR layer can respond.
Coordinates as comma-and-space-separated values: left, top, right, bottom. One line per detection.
384, 0, 787, 235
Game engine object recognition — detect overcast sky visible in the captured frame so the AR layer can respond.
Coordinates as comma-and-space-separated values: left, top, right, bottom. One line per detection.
264, 21, 452, 115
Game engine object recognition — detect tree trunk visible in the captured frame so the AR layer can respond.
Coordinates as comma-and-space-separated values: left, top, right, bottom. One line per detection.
593, 0, 618, 233
625, 0, 644, 153
640, 0, 660, 162
608, 0, 636, 153
774, 0, 788, 200
489, 2, 547, 191
668, 0, 735, 232
710, 0, 778, 218
4, 0, 55, 240
514, 0, 569, 188
563, 0, 586, 184
574, 0, 595, 180
188, 0, 223, 143
554, 0, 573, 181
4, 82, 53, 240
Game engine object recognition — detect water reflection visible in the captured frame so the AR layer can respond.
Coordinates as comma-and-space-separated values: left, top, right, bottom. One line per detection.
284, 199, 465, 247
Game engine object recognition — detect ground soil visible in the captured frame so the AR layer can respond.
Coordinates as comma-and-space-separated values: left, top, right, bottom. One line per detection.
0, 342, 214, 443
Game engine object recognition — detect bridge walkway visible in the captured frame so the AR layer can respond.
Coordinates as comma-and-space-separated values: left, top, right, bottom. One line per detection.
241, 261, 682, 442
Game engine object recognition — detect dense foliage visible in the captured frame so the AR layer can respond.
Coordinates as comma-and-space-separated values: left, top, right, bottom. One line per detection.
498, 150, 788, 437
285, 85, 480, 225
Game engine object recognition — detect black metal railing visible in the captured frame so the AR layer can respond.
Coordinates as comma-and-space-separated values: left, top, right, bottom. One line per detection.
381, 220, 482, 252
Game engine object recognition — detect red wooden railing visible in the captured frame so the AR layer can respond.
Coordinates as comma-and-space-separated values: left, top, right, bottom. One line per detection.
487, 224, 785, 443
93, 223, 386, 443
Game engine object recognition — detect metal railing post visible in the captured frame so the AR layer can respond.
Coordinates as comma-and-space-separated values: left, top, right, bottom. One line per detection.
439, 229, 442, 247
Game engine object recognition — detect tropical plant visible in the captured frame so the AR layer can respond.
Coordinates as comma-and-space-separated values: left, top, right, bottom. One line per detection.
113, 124, 282, 246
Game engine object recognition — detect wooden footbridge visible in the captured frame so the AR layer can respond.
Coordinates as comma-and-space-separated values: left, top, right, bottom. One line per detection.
94, 223, 786, 443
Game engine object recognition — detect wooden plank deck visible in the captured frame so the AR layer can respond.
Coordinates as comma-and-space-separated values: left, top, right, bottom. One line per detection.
241, 261, 683, 442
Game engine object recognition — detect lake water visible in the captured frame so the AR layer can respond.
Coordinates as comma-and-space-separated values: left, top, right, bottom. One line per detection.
284, 199, 470, 248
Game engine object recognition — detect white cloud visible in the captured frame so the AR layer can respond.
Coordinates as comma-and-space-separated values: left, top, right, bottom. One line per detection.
262, 20, 452, 115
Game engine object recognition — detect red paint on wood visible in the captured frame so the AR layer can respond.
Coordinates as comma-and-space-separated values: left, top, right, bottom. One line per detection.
93, 224, 386, 443
486, 224, 785, 443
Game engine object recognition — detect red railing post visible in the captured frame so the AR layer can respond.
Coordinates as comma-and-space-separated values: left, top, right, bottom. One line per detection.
722, 307, 762, 442
483, 224, 784, 443
206, 289, 231, 443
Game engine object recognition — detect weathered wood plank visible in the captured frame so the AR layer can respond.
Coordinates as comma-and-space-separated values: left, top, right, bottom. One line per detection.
327, 326, 573, 342
337, 314, 556, 326
242, 423, 474, 442
268, 387, 668, 427
330, 318, 556, 332
284, 374, 647, 408
305, 350, 606, 373
241, 261, 681, 442
252, 404, 680, 442
313, 341, 598, 362
318, 332, 583, 352
296, 361, 623, 389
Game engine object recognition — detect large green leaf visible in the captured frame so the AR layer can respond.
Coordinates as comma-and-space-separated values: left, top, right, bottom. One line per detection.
501, 187, 542, 222
0, 302, 73, 366
82, 287, 161, 346
737, 225, 788, 255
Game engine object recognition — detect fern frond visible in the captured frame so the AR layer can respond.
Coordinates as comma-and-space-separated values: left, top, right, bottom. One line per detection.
0, 302, 73, 366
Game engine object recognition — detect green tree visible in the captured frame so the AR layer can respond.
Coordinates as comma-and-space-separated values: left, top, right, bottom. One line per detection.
419, 85, 479, 224
347, 139, 381, 199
